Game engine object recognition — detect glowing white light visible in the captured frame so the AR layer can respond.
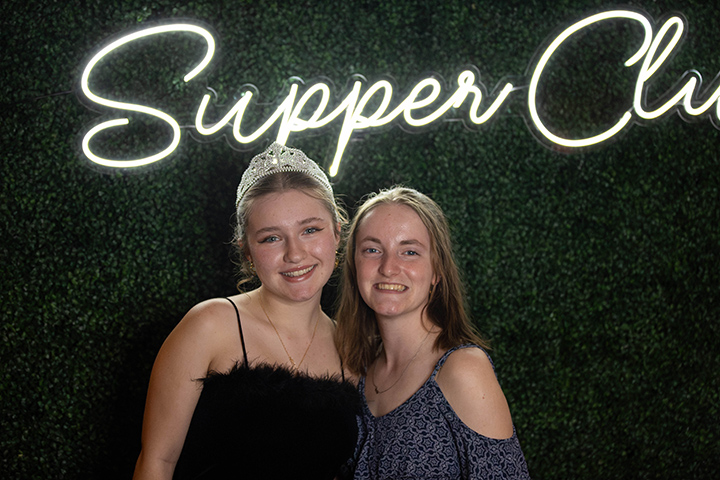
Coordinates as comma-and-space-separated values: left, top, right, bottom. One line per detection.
80, 10, 720, 176
682, 77, 720, 117
81, 24, 215, 167
528, 10, 653, 148
240, 84, 299, 144
287, 83, 333, 130
326, 71, 511, 176
195, 92, 252, 136
353, 80, 395, 128
327, 82, 364, 177
471, 82, 514, 124
402, 79, 443, 126
633, 16, 720, 120
82, 24, 512, 176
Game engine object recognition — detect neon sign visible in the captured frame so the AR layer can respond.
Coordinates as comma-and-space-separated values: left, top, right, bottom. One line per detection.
79, 10, 720, 176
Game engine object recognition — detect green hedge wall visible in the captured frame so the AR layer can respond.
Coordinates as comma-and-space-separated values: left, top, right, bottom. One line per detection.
2, 0, 718, 478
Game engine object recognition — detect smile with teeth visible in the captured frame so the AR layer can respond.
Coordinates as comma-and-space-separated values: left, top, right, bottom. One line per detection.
282, 265, 315, 277
375, 283, 407, 292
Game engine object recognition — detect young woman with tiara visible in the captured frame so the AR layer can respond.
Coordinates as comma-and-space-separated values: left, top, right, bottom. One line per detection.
133, 143, 361, 480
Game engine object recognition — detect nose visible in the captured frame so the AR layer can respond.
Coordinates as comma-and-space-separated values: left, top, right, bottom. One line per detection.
378, 253, 400, 277
284, 237, 305, 263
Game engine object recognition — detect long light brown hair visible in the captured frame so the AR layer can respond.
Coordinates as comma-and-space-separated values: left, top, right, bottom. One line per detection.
334, 186, 488, 375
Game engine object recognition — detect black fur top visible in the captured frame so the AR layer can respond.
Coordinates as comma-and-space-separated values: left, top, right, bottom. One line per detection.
173, 362, 361, 480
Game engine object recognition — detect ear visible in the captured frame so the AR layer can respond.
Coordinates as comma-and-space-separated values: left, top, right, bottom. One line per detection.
334, 222, 342, 245
238, 239, 251, 261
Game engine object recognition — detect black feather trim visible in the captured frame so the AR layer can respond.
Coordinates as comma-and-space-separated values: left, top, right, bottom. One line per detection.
174, 363, 361, 480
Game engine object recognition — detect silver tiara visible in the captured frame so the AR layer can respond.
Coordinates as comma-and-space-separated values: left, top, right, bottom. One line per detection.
235, 142, 333, 208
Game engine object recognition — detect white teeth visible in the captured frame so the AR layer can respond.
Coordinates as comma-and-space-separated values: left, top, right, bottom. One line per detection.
376, 283, 407, 291
282, 266, 314, 277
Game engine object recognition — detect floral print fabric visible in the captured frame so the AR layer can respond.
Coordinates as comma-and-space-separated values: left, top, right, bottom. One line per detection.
353, 345, 531, 480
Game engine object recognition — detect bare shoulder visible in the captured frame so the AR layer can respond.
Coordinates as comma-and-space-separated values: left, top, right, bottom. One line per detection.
435, 346, 514, 439
184, 297, 237, 323
138, 298, 241, 473
157, 298, 241, 368
174, 298, 239, 337
440, 346, 495, 376
435, 347, 498, 404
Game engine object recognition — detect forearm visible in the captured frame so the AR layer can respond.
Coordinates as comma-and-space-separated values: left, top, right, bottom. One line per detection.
133, 450, 177, 480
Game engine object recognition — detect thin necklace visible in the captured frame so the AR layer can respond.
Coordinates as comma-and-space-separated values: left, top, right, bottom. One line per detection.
371, 328, 433, 395
259, 295, 319, 372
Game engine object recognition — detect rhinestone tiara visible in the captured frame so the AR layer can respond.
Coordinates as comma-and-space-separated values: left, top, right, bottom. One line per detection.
235, 142, 333, 208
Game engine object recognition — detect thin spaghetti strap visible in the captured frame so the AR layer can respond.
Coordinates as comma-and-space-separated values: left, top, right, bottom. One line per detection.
225, 298, 249, 367
331, 317, 347, 382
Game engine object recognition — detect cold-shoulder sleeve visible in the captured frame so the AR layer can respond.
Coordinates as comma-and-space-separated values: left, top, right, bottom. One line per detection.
450, 419, 530, 479
435, 346, 531, 479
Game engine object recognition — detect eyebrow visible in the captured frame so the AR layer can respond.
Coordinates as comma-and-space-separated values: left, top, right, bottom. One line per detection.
358, 236, 425, 247
399, 239, 424, 247
254, 217, 327, 236
358, 236, 381, 244
299, 216, 326, 226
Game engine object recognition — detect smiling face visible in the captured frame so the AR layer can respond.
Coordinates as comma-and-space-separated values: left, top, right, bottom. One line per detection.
354, 203, 437, 323
245, 189, 339, 304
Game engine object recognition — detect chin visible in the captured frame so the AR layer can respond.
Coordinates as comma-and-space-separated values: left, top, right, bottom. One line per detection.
369, 305, 402, 318
287, 287, 323, 302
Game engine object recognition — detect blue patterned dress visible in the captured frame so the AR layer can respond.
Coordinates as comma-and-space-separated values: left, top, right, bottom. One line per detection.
353, 344, 530, 479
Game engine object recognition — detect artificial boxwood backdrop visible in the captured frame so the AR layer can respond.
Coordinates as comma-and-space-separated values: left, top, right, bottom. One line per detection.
2, 0, 718, 478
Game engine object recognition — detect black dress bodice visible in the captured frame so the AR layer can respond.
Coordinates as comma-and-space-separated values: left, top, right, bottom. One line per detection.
173, 298, 361, 480
174, 363, 361, 480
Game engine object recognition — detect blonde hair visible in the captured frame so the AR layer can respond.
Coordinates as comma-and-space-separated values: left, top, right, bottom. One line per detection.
334, 186, 487, 374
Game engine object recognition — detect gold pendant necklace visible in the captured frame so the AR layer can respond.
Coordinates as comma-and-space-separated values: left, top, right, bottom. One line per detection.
259, 295, 319, 372
371, 328, 433, 394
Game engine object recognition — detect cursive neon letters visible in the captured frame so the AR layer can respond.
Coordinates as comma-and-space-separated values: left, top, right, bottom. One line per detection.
527, 11, 653, 148
192, 71, 511, 176
80, 24, 215, 168
633, 16, 720, 120
79, 10, 720, 174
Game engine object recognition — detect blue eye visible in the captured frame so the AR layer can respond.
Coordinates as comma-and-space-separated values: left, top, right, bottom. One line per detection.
261, 235, 280, 243
304, 227, 320, 234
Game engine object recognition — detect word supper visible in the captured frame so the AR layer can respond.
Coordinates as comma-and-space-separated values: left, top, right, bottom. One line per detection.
79, 10, 720, 175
